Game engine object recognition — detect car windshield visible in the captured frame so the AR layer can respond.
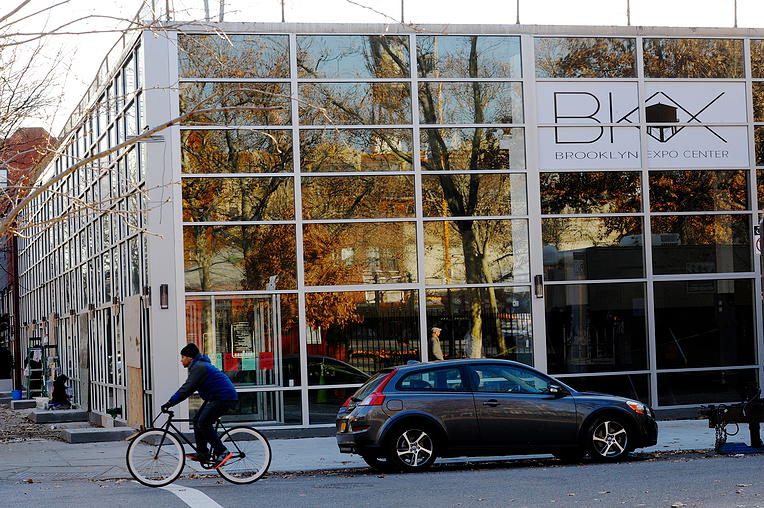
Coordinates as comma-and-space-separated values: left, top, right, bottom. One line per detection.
351, 371, 391, 401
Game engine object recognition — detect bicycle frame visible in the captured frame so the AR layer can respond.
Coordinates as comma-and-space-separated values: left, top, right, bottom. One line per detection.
146, 411, 244, 469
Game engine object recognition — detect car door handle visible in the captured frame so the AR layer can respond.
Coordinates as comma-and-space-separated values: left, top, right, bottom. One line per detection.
483, 399, 499, 407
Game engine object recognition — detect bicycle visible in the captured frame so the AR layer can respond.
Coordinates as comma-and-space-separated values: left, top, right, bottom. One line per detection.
126, 408, 271, 487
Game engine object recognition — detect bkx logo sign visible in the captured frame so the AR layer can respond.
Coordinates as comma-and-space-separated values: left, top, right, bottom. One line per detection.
536, 82, 748, 169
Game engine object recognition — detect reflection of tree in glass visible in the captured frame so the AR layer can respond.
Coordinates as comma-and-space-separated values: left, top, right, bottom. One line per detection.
650, 170, 748, 245
417, 36, 522, 358
178, 34, 291, 79
302, 175, 414, 220
535, 37, 636, 78
643, 38, 743, 78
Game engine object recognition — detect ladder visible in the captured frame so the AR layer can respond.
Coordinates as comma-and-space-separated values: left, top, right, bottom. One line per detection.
25, 340, 61, 398
25, 338, 44, 398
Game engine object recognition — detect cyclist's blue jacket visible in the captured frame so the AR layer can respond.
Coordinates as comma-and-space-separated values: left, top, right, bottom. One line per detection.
168, 354, 238, 406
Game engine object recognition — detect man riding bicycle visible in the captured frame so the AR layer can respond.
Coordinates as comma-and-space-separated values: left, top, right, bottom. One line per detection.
161, 343, 238, 469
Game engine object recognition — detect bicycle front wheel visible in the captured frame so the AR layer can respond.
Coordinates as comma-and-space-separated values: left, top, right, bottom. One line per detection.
126, 429, 185, 487
217, 426, 271, 484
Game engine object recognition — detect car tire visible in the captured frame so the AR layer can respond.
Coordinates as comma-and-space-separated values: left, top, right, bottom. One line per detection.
360, 454, 397, 473
553, 448, 584, 464
386, 424, 438, 472
586, 416, 631, 462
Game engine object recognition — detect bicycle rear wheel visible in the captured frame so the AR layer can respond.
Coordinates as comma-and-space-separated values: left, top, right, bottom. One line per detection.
126, 429, 185, 487
217, 426, 271, 484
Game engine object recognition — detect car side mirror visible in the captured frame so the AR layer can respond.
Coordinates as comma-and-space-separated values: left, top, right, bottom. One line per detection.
547, 383, 567, 397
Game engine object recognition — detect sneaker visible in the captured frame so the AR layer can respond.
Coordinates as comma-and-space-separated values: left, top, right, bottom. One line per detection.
213, 451, 233, 469
185, 453, 210, 463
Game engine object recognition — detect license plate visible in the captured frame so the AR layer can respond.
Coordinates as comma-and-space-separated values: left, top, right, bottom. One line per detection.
339, 421, 348, 432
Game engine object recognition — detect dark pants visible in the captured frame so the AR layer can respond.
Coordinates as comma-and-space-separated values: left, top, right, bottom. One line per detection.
193, 400, 236, 457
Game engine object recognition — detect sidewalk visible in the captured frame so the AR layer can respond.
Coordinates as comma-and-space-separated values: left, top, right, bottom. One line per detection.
0, 419, 717, 482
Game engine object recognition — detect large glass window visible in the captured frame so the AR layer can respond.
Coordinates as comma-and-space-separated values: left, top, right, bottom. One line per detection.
643, 38, 744, 78
535, 37, 636, 78
182, 177, 295, 221
184, 225, 297, 291
178, 34, 290, 79
192, 391, 302, 425
561, 374, 649, 402
654, 279, 755, 369
301, 175, 415, 219
299, 128, 413, 172
423, 219, 529, 284
649, 170, 748, 212
416, 36, 521, 78
542, 217, 644, 281
185, 294, 299, 387
752, 40, 764, 78
418, 82, 523, 124
658, 369, 757, 406
302, 222, 417, 286
545, 282, 648, 374
426, 286, 533, 363
651, 215, 751, 274
181, 130, 293, 174
420, 128, 525, 170
304, 290, 420, 375
180, 83, 291, 126
422, 173, 528, 217
541, 172, 642, 214
297, 35, 410, 78
299, 83, 411, 125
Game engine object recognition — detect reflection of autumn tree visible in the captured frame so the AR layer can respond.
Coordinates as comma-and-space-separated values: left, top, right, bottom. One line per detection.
643, 38, 743, 78
650, 171, 748, 245
417, 36, 515, 357
540, 172, 641, 242
535, 38, 636, 78
182, 127, 296, 292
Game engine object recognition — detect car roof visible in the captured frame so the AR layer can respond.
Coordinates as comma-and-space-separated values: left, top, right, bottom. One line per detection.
390, 358, 536, 373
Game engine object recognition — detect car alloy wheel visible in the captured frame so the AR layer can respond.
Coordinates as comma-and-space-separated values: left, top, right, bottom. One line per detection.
588, 417, 630, 461
387, 426, 437, 471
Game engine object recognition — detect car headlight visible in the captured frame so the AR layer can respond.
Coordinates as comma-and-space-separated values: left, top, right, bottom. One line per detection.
626, 400, 648, 415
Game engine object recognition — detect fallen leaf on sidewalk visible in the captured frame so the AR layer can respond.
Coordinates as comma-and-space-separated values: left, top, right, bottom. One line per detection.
737, 483, 752, 487
671, 503, 686, 507
24, 479, 33, 483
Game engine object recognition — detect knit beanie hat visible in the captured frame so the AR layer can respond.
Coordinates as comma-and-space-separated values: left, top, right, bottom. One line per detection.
180, 342, 200, 358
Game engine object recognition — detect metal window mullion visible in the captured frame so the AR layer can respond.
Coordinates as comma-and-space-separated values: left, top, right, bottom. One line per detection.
408, 31, 430, 363
289, 33, 310, 428
636, 35, 659, 409
744, 38, 764, 391
522, 33, 548, 372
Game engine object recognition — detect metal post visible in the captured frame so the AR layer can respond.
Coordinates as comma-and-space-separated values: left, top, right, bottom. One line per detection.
401, 0, 404, 23
734, 0, 738, 28
627, 0, 631, 26
516, 0, 520, 24
281, 0, 285, 22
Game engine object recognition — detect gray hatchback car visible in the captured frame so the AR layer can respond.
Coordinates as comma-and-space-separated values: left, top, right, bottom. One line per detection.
336, 359, 658, 472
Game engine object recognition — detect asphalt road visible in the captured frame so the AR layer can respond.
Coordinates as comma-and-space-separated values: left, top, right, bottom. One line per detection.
3, 452, 764, 507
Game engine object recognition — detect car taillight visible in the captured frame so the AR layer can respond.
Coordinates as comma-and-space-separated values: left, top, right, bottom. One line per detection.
359, 392, 386, 406
358, 369, 397, 406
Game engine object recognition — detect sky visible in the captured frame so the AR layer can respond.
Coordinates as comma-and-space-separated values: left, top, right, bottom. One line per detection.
10, 0, 764, 135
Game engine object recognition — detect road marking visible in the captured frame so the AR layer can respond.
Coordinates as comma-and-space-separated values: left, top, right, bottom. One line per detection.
159, 483, 224, 508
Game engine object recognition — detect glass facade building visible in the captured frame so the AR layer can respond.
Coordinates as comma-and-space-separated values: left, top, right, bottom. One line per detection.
15, 23, 764, 428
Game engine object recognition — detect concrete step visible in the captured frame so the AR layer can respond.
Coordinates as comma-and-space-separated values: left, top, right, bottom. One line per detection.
61, 427, 137, 444
48, 421, 92, 431
11, 399, 36, 409
26, 409, 89, 424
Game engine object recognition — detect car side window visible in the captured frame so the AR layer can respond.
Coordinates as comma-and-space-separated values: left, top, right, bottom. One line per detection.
469, 365, 551, 394
398, 367, 465, 391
